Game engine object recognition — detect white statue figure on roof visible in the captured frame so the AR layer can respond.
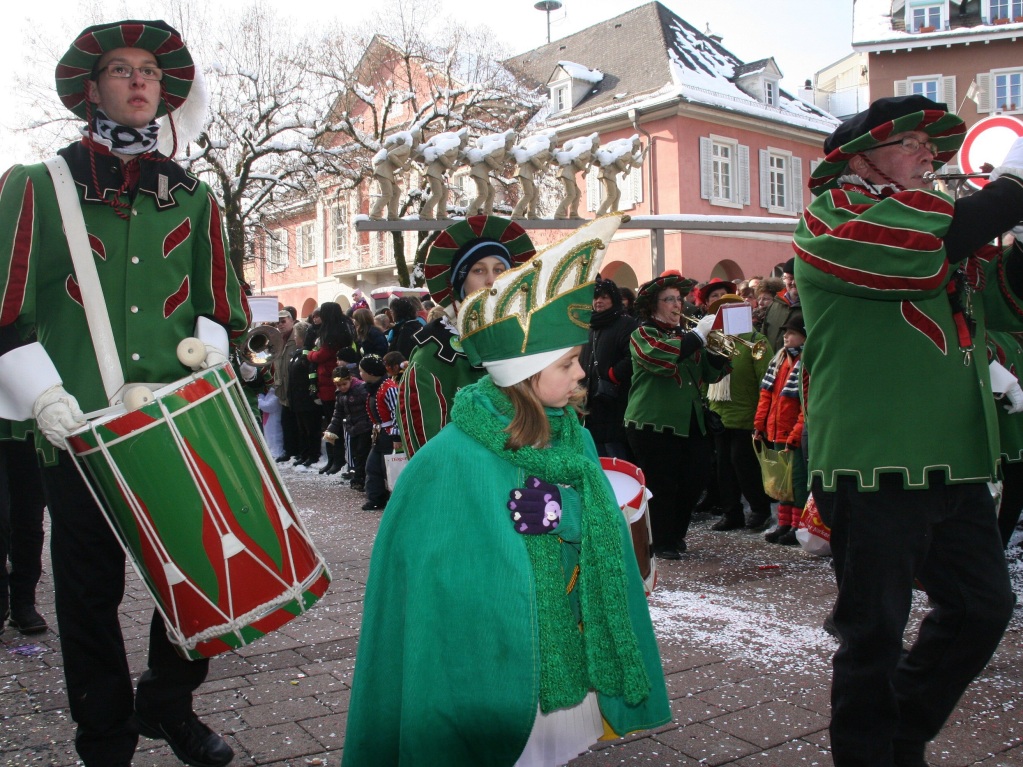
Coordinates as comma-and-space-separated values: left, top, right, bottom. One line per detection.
510, 131, 556, 219
595, 134, 646, 216
369, 130, 418, 220
553, 133, 599, 220
464, 130, 517, 216
419, 128, 469, 220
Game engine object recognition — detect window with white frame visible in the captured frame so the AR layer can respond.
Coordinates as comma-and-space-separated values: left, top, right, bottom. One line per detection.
995, 70, 1023, 112
296, 222, 315, 267
266, 229, 288, 273
908, 1, 945, 31
585, 163, 644, 212
700, 136, 750, 209
759, 148, 804, 215
550, 83, 570, 116
989, 0, 1023, 20
765, 81, 778, 107
329, 205, 348, 260
894, 75, 956, 109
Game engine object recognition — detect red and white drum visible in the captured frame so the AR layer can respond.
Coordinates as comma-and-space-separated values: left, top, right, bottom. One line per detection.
600, 457, 656, 595
66, 363, 331, 659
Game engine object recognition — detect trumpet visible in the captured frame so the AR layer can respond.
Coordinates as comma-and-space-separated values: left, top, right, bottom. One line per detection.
681, 315, 767, 360
924, 171, 991, 182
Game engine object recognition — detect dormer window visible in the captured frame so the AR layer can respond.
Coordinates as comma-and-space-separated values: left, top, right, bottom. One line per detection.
765, 81, 778, 106
907, 1, 946, 32
551, 82, 570, 115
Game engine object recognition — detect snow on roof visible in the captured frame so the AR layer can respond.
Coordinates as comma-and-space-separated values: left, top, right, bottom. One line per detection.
660, 15, 837, 133
557, 61, 604, 84
853, 0, 1023, 48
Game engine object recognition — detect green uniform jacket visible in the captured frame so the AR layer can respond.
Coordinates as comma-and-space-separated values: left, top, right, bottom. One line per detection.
794, 184, 1023, 491
624, 321, 729, 435
0, 142, 250, 414
343, 392, 670, 766
396, 318, 482, 457
708, 331, 772, 430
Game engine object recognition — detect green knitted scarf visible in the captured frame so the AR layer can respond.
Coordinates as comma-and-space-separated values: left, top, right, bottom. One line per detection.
450, 376, 651, 713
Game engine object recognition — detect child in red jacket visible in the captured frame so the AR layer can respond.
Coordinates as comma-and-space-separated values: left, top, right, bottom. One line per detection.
754, 310, 807, 545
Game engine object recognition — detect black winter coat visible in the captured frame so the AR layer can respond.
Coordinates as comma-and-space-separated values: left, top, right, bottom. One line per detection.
580, 310, 638, 445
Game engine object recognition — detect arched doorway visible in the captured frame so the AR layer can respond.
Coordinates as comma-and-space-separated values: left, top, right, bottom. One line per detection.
709, 259, 745, 282
599, 260, 639, 290
300, 297, 318, 321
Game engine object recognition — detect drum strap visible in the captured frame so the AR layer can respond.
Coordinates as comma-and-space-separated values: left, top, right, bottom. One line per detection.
44, 157, 126, 405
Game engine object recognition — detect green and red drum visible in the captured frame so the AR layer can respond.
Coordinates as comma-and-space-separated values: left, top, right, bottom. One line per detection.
66, 364, 330, 659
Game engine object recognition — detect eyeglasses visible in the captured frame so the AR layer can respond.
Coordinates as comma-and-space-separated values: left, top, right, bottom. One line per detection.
659, 296, 683, 304
870, 136, 938, 157
98, 64, 163, 81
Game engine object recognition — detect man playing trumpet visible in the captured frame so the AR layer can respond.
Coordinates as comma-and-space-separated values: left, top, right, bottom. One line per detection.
795, 95, 1023, 767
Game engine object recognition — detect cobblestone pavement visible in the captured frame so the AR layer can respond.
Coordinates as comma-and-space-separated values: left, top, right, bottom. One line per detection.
2, 462, 1022, 766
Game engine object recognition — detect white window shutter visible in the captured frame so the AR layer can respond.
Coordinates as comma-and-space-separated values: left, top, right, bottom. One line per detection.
894, 79, 909, 97
282, 229, 290, 267
586, 166, 600, 212
630, 165, 643, 206
700, 137, 712, 200
739, 144, 751, 206
942, 76, 957, 110
789, 157, 804, 214
759, 149, 770, 209
976, 72, 991, 113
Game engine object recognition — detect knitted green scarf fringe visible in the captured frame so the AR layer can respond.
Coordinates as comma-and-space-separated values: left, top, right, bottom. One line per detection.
450, 377, 651, 713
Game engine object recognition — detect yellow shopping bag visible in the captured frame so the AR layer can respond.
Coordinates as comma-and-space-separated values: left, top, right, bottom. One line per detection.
753, 439, 794, 503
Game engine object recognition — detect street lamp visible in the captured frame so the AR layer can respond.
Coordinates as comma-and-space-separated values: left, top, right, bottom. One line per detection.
534, 0, 563, 44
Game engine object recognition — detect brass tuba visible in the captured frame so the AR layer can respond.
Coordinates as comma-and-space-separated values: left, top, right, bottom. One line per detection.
238, 324, 284, 368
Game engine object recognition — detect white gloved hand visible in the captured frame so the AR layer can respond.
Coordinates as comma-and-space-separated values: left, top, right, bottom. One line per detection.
990, 136, 1023, 183
239, 361, 259, 382
202, 347, 229, 370
1003, 380, 1023, 414
32, 384, 86, 449
692, 313, 717, 344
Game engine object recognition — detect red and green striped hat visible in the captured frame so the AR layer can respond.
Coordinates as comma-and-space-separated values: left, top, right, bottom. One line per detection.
423, 216, 536, 307
808, 95, 965, 197
56, 20, 195, 120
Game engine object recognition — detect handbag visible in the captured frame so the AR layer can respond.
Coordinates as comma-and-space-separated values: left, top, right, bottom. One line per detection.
702, 404, 725, 436
384, 451, 408, 491
753, 438, 794, 502
594, 377, 619, 404
795, 493, 832, 557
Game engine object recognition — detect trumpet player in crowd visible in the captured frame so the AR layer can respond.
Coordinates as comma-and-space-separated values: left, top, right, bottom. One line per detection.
624, 272, 729, 559
795, 94, 1023, 767
0, 20, 248, 767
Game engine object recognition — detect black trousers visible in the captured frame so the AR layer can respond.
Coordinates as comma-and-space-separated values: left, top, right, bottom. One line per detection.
714, 427, 772, 523
813, 475, 1014, 767
365, 435, 394, 506
998, 459, 1023, 548
348, 431, 371, 485
43, 452, 209, 767
0, 439, 46, 611
294, 407, 322, 461
280, 403, 299, 459
626, 424, 710, 549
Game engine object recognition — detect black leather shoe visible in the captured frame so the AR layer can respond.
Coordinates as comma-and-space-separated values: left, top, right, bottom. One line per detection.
274, 454, 291, 463
135, 710, 234, 767
362, 500, 386, 511
324, 463, 345, 475
350, 482, 365, 492
765, 524, 791, 543
340, 471, 355, 480
745, 514, 770, 530
8, 606, 47, 635
653, 547, 682, 560
711, 517, 744, 532
777, 528, 799, 546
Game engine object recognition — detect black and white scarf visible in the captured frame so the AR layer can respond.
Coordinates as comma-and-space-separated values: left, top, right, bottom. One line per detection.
84, 109, 160, 156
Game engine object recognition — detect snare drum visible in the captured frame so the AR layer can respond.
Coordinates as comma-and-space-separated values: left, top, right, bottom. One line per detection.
600, 457, 656, 595
67, 363, 330, 659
